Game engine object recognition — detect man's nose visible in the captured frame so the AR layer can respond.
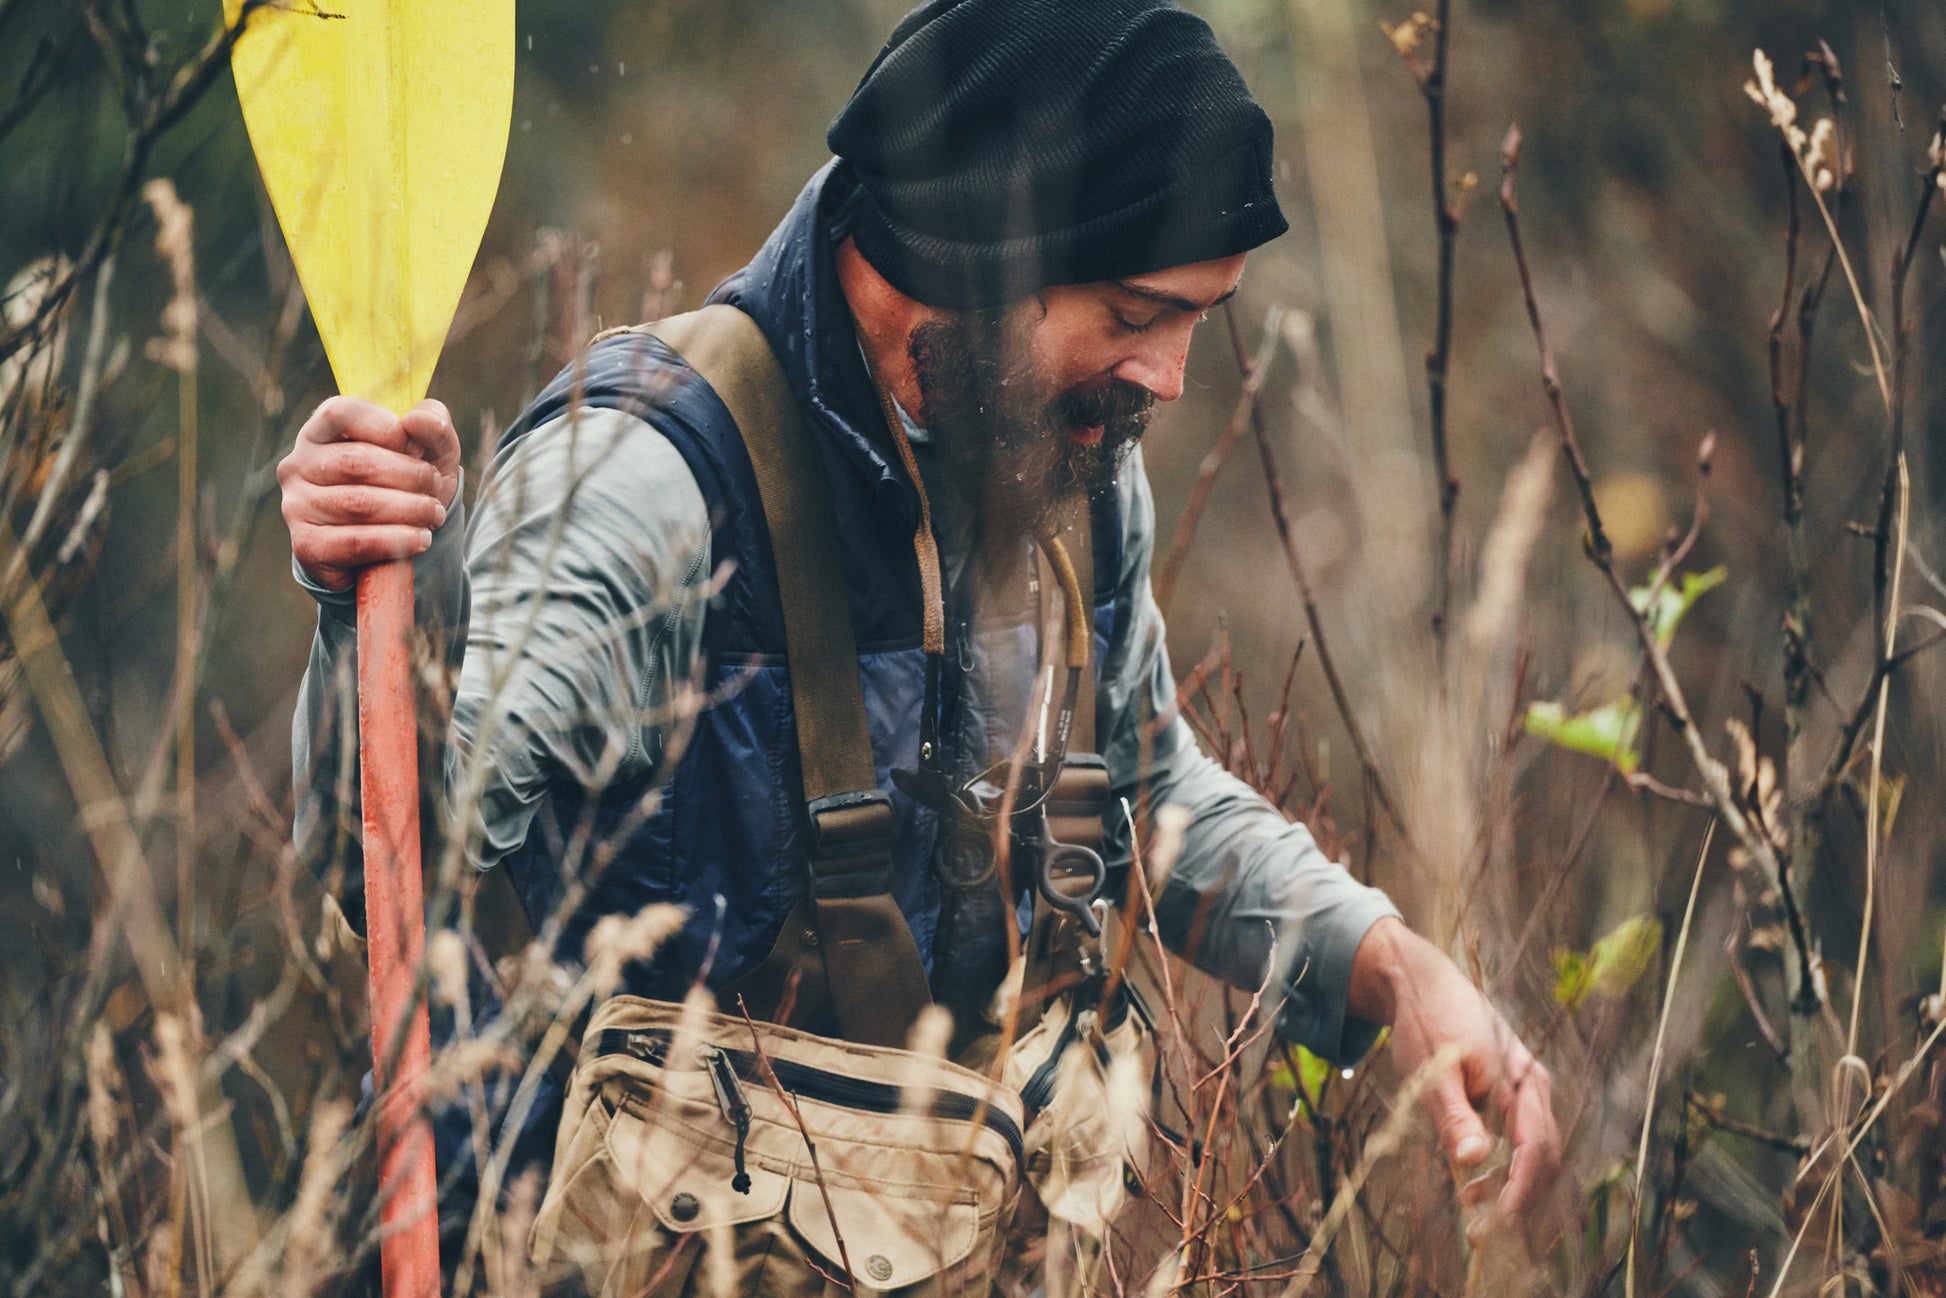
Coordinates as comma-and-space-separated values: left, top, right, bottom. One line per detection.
1112, 329, 1192, 403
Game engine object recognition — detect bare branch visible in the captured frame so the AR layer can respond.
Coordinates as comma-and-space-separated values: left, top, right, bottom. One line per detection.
1499, 123, 1818, 1010
0, 2, 272, 367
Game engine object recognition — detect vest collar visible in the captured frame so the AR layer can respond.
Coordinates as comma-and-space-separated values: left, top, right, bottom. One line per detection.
708, 160, 923, 534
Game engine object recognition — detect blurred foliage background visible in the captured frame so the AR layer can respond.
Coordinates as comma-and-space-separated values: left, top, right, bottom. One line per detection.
3, 0, 1946, 1292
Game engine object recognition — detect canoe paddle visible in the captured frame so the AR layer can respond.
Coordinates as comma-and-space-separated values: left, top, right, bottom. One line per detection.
227, 2, 512, 1290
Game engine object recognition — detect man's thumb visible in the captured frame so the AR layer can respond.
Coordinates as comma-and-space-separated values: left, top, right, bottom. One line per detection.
1433, 1075, 1492, 1170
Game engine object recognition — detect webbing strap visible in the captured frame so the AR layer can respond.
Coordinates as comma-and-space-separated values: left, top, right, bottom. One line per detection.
1021, 492, 1108, 1011
640, 307, 931, 1047
1048, 496, 1097, 757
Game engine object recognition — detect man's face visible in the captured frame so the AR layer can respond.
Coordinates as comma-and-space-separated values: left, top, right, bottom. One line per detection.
908, 254, 1246, 536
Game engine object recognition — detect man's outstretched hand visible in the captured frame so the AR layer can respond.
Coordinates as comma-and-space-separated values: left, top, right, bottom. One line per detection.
1348, 916, 1560, 1248
278, 396, 461, 592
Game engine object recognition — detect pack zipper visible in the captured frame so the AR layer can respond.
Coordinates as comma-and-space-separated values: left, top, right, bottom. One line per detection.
597, 1029, 1025, 1173
1017, 985, 1146, 1114
1018, 1003, 1083, 1113
700, 1046, 753, 1194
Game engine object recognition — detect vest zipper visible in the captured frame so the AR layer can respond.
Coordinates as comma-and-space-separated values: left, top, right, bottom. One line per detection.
597, 1029, 1024, 1172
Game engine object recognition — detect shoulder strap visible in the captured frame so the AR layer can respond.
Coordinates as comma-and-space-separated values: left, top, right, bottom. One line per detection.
640, 306, 932, 1048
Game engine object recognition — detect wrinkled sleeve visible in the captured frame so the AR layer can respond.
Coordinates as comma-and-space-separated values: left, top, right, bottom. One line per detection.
291, 407, 712, 928
1098, 449, 1400, 1064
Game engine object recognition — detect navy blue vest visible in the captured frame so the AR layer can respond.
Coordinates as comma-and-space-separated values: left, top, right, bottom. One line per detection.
494, 163, 1125, 1026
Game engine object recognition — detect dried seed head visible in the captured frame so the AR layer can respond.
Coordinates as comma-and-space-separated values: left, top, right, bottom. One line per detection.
141, 179, 196, 373
280, 1097, 352, 1294
896, 1004, 957, 1117
1804, 118, 1837, 192
149, 1012, 199, 1133
1145, 804, 1193, 895
85, 1022, 127, 1162
1466, 431, 1555, 652
904, 1003, 953, 1060
420, 1037, 524, 1101
582, 902, 686, 998
1380, 12, 1436, 60
1744, 49, 1807, 154
0, 255, 74, 409
428, 929, 469, 1009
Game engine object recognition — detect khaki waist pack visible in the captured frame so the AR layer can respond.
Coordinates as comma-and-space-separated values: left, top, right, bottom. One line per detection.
531, 996, 1024, 1297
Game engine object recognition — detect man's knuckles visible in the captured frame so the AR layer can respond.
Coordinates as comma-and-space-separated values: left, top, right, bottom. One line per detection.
316, 484, 443, 527
300, 524, 427, 576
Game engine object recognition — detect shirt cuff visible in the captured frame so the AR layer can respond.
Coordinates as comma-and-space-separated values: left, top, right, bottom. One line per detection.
1275, 889, 1402, 1065
292, 554, 356, 624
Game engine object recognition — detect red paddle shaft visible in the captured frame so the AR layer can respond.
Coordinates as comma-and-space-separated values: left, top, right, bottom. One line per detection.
357, 558, 440, 1296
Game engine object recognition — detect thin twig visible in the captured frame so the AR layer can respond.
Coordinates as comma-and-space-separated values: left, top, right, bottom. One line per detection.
1871, 116, 1942, 656
1156, 309, 1282, 611
1684, 1092, 1811, 1157
1420, 0, 1462, 648
1625, 820, 1716, 1298
1220, 302, 1406, 839
734, 999, 857, 1293
1763, 137, 1819, 847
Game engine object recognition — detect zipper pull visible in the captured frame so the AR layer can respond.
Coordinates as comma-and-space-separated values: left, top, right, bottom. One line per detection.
701, 1047, 753, 1195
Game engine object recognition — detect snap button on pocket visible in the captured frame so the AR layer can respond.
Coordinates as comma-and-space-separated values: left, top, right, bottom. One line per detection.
865, 1254, 893, 1282
670, 1192, 700, 1223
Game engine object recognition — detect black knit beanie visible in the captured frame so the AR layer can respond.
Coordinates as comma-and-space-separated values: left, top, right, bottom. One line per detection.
828, 0, 1289, 309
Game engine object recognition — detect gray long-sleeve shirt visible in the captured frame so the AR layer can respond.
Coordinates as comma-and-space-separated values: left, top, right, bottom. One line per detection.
294, 404, 1399, 1061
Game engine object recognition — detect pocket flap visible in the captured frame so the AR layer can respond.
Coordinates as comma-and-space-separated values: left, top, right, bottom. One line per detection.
604, 1092, 792, 1231
787, 1178, 982, 1291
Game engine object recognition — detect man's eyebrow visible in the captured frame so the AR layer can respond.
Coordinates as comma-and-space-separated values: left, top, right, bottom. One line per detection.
1112, 280, 1240, 313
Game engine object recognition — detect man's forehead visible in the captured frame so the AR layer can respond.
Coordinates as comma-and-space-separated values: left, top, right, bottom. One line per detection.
1107, 256, 1247, 312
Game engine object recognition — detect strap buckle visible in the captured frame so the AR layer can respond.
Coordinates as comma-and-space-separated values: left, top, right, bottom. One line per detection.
804, 790, 896, 898
1042, 752, 1109, 855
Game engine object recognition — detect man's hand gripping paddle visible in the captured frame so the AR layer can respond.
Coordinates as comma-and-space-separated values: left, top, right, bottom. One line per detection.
228, 3, 511, 1291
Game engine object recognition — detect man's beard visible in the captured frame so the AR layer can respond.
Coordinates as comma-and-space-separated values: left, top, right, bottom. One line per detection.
907, 309, 1153, 541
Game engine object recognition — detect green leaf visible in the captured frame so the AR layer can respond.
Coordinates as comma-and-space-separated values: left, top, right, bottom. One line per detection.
1552, 915, 1663, 1010
1587, 914, 1662, 997
1524, 699, 1643, 773
1267, 1044, 1335, 1117
1551, 948, 1592, 1009
1629, 565, 1728, 649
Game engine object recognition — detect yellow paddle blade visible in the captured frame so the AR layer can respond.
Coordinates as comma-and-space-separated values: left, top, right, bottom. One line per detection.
226, 0, 513, 412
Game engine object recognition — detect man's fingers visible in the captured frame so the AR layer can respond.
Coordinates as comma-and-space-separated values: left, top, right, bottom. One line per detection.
1431, 1071, 1494, 1171
280, 398, 456, 590
300, 442, 442, 495
1495, 1067, 1560, 1220
1459, 1167, 1501, 1211
298, 395, 412, 452
400, 399, 459, 466
295, 524, 434, 586
290, 483, 448, 530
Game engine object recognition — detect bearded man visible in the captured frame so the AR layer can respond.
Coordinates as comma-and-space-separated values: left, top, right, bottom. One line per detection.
279, 0, 1559, 1281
